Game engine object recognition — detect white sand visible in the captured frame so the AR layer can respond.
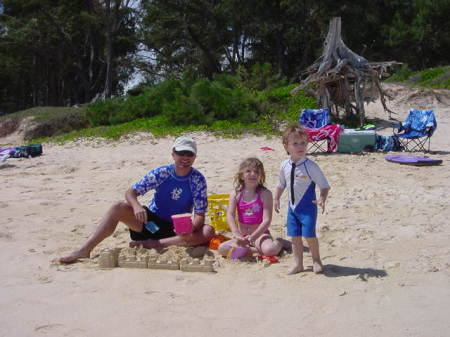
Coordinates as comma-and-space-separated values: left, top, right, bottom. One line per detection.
1, 84, 449, 337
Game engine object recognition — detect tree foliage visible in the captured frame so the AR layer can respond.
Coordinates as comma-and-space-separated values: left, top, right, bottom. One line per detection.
0, 0, 138, 113
1, 0, 449, 115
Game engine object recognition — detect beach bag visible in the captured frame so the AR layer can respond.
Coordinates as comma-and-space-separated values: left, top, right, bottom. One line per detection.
10, 144, 43, 158
375, 135, 401, 152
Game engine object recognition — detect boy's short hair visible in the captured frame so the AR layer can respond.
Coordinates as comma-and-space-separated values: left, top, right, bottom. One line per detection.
282, 124, 309, 145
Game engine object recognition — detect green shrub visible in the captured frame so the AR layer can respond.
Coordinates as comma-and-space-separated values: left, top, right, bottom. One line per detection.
213, 73, 241, 89
86, 98, 123, 126
162, 77, 259, 125
163, 90, 214, 125
239, 63, 287, 90
387, 65, 450, 89
286, 90, 317, 122
387, 64, 414, 82
263, 84, 298, 103
85, 73, 316, 130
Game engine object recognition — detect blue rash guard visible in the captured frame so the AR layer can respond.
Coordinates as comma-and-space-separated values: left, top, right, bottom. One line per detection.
277, 158, 330, 237
132, 164, 207, 223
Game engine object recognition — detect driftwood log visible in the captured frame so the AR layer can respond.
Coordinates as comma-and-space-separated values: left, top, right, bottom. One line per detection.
292, 17, 401, 125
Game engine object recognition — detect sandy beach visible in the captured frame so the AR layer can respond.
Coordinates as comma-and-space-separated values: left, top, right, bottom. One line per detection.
1, 84, 449, 337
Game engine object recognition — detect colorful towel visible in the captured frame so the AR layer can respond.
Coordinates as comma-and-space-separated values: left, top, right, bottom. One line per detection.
0, 147, 15, 162
375, 135, 402, 151
305, 124, 342, 152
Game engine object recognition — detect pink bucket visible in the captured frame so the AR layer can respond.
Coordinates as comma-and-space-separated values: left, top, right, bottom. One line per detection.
171, 213, 193, 234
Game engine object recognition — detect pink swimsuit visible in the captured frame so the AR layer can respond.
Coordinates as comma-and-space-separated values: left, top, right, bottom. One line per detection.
237, 190, 264, 225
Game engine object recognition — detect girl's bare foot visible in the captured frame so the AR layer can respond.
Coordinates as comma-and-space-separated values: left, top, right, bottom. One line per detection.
59, 249, 90, 264
129, 239, 161, 249
287, 264, 304, 275
313, 260, 324, 274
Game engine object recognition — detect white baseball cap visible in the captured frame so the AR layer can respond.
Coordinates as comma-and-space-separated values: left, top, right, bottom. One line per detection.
173, 136, 197, 154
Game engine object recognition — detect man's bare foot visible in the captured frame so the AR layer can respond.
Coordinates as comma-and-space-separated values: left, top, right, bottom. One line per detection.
287, 264, 304, 275
313, 260, 324, 274
129, 239, 161, 249
59, 249, 90, 264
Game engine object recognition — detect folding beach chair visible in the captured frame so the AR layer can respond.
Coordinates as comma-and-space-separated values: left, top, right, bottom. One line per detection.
299, 108, 342, 153
393, 109, 437, 152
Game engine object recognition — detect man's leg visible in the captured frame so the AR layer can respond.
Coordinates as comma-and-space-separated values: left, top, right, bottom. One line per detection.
130, 224, 215, 249
59, 201, 142, 263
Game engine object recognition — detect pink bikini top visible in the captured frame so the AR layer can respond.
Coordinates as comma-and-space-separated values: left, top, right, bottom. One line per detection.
236, 190, 264, 225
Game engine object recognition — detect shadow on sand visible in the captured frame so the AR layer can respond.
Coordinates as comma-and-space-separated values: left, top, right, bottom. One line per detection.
323, 264, 388, 280
0, 163, 16, 169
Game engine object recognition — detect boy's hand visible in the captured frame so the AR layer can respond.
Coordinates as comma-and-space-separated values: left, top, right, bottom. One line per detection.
274, 199, 281, 213
312, 199, 326, 214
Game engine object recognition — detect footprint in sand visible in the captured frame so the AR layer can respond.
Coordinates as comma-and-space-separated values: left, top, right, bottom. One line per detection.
39, 201, 61, 207
37, 274, 53, 284
34, 323, 64, 334
0, 231, 12, 239
56, 166, 77, 174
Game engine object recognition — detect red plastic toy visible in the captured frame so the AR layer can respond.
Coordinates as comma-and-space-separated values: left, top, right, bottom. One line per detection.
258, 256, 279, 263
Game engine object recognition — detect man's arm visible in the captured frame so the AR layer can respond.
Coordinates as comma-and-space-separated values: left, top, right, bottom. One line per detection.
125, 187, 147, 223
192, 212, 205, 232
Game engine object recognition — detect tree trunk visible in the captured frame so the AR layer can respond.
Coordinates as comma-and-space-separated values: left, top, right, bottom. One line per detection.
104, 0, 113, 99
291, 17, 401, 125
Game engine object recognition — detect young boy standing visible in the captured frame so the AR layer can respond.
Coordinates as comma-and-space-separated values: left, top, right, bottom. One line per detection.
274, 124, 330, 275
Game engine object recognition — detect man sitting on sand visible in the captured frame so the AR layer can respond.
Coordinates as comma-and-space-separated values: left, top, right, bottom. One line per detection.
59, 136, 215, 263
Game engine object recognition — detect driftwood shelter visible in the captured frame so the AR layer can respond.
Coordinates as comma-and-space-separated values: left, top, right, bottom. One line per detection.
292, 17, 401, 126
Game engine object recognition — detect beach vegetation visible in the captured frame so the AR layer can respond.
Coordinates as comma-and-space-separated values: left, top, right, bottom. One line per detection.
3, 62, 449, 144
0, 106, 88, 141
387, 65, 450, 89
2, 1, 450, 116
28, 70, 316, 143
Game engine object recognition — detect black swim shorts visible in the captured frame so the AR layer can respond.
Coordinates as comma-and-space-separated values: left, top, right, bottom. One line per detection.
129, 207, 176, 241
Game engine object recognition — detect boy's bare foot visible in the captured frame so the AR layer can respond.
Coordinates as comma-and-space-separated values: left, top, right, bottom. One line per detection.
287, 264, 304, 275
129, 239, 161, 249
313, 260, 324, 274
59, 249, 90, 264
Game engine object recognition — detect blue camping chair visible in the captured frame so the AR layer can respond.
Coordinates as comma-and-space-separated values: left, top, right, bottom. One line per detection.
300, 108, 331, 129
393, 109, 437, 152
299, 108, 341, 152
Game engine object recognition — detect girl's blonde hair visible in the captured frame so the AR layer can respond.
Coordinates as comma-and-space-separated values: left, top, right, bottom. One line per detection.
234, 157, 266, 192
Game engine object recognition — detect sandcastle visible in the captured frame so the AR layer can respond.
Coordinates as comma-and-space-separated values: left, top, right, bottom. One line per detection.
98, 248, 121, 268
179, 258, 215, 273
97, 246, 216, 273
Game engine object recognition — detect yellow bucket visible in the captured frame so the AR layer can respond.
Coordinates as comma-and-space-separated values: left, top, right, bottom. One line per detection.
207, 194, 230, 232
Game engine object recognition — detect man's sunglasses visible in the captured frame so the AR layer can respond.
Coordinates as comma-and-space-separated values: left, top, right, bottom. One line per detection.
174, 150, 195, 157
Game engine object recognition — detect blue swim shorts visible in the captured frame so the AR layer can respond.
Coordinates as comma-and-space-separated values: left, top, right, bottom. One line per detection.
129, 207, 176, 241
286, 206, 317, 238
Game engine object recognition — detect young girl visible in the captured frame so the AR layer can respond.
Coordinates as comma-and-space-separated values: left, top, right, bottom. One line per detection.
218, 157, 282, 258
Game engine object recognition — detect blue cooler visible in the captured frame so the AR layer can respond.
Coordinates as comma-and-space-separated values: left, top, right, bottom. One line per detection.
338, 129, 376, 153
